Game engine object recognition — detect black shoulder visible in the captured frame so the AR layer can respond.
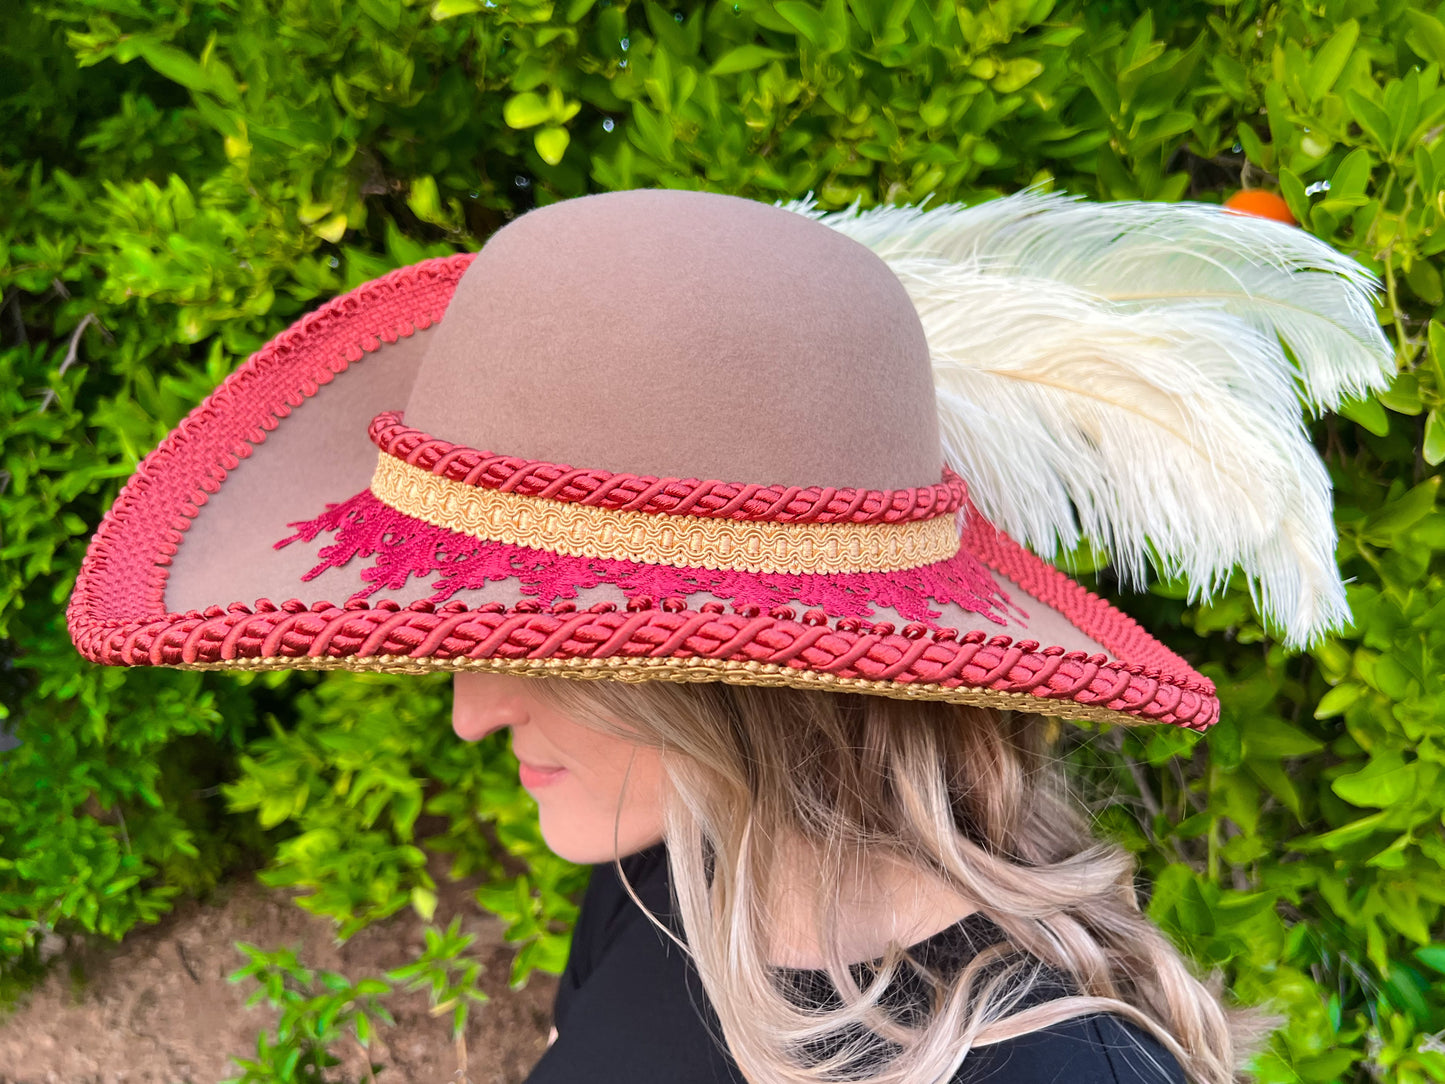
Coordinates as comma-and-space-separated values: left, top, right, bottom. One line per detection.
954, 1012, 1187, 1084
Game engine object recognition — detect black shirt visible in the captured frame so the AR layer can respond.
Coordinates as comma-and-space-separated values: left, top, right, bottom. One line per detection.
526, 845, 1188, 1084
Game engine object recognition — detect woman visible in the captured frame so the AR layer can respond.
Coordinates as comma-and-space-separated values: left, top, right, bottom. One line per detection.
456, 672, 1246, 1084
69, 188, 1392, 1082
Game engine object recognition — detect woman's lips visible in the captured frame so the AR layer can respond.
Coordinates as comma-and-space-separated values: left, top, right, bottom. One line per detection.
518, 760, 568, 789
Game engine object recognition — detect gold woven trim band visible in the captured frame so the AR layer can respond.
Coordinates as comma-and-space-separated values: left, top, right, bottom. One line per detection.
370, 454, 961, 573
175, 653, 1146, 728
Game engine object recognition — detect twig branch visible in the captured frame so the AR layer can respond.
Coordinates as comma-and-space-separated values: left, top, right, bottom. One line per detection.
176, 941, 202, 984
1220, 819, 1250, 891
37, 312, 96, 413
454, 1031, 471, 1084
1122, 753, 1164, 822
115, 801, 130, 855
357, 1035, 379, 1083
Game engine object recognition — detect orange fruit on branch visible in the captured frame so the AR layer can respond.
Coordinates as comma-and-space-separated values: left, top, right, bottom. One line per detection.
1223, 188, 1298, 226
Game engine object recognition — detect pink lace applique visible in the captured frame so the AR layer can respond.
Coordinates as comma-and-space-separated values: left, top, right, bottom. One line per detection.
277, 489, 1010, 627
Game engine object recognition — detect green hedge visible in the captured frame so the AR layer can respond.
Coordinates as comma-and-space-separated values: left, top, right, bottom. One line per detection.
2, 0, 1443, 1079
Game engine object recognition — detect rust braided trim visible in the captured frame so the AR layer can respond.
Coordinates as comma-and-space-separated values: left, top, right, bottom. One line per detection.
66, 254, 474, 635
370, 454, 962, 574
74, 597, 1219, 730
368, 411, 967, 524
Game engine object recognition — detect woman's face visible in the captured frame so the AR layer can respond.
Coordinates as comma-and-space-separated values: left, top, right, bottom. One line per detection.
451, 671, 669, 864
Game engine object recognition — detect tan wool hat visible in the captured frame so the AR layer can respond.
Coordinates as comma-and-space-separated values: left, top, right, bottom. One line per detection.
67, 188, 1394, 730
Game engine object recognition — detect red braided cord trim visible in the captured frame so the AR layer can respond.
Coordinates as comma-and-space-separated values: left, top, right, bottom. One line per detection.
368, 412, 967, 524
76, 598, 1217, 730
66, 254, 476, 631
960, 506, 1214, 695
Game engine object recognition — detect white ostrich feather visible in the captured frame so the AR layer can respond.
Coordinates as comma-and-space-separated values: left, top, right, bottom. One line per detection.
781, 190, 1395, 646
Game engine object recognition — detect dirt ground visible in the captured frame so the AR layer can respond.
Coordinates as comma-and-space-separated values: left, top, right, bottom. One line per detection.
0, 852, 558, 1084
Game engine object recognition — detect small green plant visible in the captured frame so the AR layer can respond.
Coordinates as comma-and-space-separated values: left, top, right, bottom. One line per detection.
224, 942, 393, 1084
224, 917, 492, 1083
385, 916, 491, 1076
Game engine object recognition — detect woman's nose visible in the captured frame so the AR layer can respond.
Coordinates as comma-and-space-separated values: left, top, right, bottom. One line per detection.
452, 672, 530, 742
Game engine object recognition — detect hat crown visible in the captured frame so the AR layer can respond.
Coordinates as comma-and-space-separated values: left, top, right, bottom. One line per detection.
402, 189, 942, 491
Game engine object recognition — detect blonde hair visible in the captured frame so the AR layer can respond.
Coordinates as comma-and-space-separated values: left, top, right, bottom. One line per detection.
528, 675, 1280, 1084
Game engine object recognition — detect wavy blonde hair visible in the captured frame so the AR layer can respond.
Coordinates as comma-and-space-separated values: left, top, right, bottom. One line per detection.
527, 675, 1279, 1084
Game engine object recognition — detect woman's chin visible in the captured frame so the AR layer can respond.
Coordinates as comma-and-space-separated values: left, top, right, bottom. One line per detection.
536, 806, 661, 865
535, 807, 606, 864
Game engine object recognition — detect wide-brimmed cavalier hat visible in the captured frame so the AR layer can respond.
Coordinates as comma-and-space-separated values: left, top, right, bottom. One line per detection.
68, 188, 1393, 731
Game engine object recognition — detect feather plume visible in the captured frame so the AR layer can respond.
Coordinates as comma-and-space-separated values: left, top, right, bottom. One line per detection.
781, 190, 1395, 646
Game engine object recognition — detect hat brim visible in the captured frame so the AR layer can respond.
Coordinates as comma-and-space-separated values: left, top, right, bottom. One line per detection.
68, 257, 1218, 730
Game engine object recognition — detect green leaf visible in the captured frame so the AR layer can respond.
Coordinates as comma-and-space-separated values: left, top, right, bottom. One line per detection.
1333, 751, 1416, 808
709, 44, 791, 75
1360, 477, 1441, 543
431, 0, 485, 18
411, 885, 438, 921
1406, 10, 1445, 68
1278, 166, 1308, 223
1407, 260, 1443, 306
1416, 945, 1445, 975
503, 92, 551, 129
1416, 141, 1438, 196
1425, 409, 1445, 466
820, 0, 849, 51
406, 175, 444, 225
1240, 714, 1326, 756
1307, 809, 1392, 850
1386, 73, 1420, 158
1313, 683, 1361, 720
358, 0, 402, 30
191, 93, 243, 138
1247, 759, 1302, 818
1430, 321, 1445, 384
775, 1, 825, 46
1330, 147, 1372, 198
1378, 370, 1423, 415
534, 126, 570, 165
1304, 19, 1357, 102
1237, 122, 1269, 171
1345, 89, 1394, 153
1212, 54, 1248, 99
133, 41, 229, 101
994, 58, 1044, 94
1339, 395, 1390, 436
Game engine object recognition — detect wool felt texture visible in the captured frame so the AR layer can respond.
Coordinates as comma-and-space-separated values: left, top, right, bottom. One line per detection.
165, 327, 436, 614
403, 189, 941, 489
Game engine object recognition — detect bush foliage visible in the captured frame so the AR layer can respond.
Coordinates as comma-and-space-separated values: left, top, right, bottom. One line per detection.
2, 0, 1444, 1079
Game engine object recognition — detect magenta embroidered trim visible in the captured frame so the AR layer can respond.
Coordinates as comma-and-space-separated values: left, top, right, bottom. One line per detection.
277, 488, 1011, 627
367, 411, 968, 524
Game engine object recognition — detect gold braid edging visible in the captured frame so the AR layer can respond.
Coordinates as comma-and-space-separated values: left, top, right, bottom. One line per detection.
175, 653, 1148, 727
370, 454, 961, 574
